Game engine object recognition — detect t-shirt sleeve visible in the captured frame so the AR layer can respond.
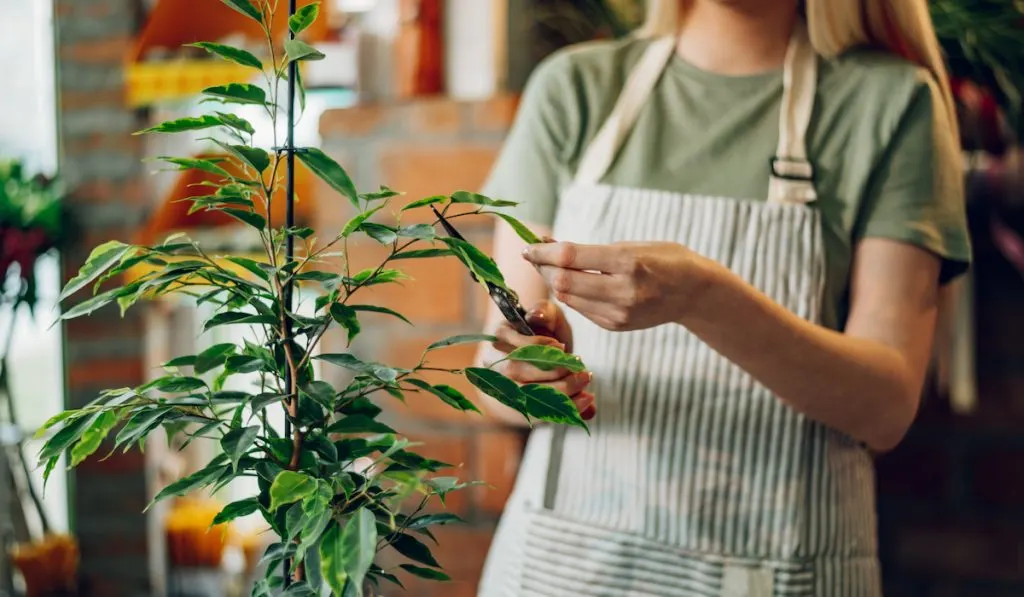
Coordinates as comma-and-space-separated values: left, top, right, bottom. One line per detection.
480, 52, 580, 227
854, 73, 972, 284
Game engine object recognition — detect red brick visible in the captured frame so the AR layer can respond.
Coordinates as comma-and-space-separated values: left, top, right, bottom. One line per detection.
61, 37, 133, 64
403, 98, 463, 135
76, 449, 146, 476
379, 144, 499, 224
66, 175, 145, 205
383, 334, 489, 424
61, 89, 127, 111
319, 105, 388, 137
346, 238, 468, 325
390, 525, 494, 597
68, 357, 144, 388
403, 431, 473, 516
473, 429, 527, 516
470, 95, 520, 132
65, 312, 144, 341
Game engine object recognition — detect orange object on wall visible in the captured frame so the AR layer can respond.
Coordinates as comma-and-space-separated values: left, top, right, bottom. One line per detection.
136, 154, 316, 245
394, 0, 445, 98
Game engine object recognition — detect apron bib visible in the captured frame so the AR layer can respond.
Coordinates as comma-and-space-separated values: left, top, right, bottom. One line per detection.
479, 23, 881, 597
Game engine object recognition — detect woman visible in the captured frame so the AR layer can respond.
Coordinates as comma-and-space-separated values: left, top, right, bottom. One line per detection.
474, 0, 970, 595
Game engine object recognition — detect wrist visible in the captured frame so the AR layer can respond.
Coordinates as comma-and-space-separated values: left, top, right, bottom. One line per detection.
675, 254, 731, 327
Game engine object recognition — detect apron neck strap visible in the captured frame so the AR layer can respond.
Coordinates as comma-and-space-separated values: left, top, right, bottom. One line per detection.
573, 36, 677, 187
572, 21, 819, 206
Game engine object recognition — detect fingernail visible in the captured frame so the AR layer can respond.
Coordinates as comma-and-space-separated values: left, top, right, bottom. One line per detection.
575, 372, 591, 385
582, 405, 597, 420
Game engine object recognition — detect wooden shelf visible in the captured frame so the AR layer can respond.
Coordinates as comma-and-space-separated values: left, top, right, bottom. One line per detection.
126, 0, 328, 107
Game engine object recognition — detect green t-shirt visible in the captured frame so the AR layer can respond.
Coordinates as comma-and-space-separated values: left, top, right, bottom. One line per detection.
482, 37, 972, 330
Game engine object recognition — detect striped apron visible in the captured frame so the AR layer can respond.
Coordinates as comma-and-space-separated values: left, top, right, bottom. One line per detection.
478, 23, 882, 597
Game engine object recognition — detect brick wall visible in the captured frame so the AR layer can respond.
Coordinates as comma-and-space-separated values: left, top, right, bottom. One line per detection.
317, 96, 523, 596
54, 1, 153, 595
876, 198, 1024, 596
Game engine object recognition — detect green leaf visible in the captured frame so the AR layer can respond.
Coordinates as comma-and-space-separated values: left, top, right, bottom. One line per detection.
188, 41, 263, 70
504, 344, 585, 373
294, 61, 307, 112
391, 248, 455, 261
360, 223, 398, 245
60, 241, 134, 300
212, 497, 261, 525
427, 334, 496, 351
342, 203, 387, 238
404, 512, 464, 530
337, 397, 382, 419
401, 195, 446, 211
301, 381, 336, 410
285, 39, 326, 62
225, 256, 271, 282
135, 115, 229, 136
297, 148, 359, 206
220, 207, 267, 230
270, 471, 318, 512
194, 342, 237, 374
360, 185, 402, 201
349, 268, 409, 287
320, 509, 377, 597
406, 380, 479, 413
150, 457, 229, 507
219, 0, 262, 21
213, 112, 256, 135
325, 416, 395, 435
204, 311, 276, 331
494, 212, 543, 244
443, 237, 505, 288
156, 156, 232, 177
212, 140, 271, 173
289, 2, 320, 34
390, 533, 440, 568
59, 287, 121, 320
330, 304, 361, 345
399, 564, 450, 581
153, 376, 207, 393
115, 407, 173, 451
519, 384, 588, 430
202, 83, 267, 105
397, 224, 435, 240
350, 305, 411, 325
465, 367, 525, 416
38, 412, 98, 463
450, 190, 517, 207
68, 411, 119, 467
221, 425, 259, 472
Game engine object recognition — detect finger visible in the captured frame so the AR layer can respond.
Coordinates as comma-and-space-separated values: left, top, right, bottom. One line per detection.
522, 242, 624, 273
539, 371, 593, 396
557, 293, 628, 330
493, 321, 564, 353
525, 301, 559, 336
572, 391, 596, 417
536, 265, 626, 302
495, 359, 571, 384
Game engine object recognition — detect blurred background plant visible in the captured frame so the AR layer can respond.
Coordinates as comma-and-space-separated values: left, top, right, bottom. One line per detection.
0, 159, 76, 311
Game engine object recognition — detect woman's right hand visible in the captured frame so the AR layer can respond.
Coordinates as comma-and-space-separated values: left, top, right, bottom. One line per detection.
487, 301, 596, 421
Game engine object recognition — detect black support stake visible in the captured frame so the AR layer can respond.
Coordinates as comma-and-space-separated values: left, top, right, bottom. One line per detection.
283, 0, 298, 588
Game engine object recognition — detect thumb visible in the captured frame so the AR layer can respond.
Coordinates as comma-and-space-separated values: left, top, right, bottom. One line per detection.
526, 300, 559, 334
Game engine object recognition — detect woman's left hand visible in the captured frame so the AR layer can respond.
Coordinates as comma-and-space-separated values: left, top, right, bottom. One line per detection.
522, 241, 713, 331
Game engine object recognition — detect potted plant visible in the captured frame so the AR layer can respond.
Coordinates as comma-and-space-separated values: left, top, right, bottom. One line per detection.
36, 1, 587, 595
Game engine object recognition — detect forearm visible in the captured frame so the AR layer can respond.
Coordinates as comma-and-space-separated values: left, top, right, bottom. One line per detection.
680, 263, 922, 451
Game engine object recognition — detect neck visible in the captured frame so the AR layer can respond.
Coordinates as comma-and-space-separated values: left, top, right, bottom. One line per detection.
676, 1, 800, 76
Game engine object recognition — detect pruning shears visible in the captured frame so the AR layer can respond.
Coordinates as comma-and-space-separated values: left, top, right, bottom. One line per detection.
431, 206, 535, 337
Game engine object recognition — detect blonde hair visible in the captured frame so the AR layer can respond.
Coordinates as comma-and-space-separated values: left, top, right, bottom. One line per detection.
639, 0, 959, 143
